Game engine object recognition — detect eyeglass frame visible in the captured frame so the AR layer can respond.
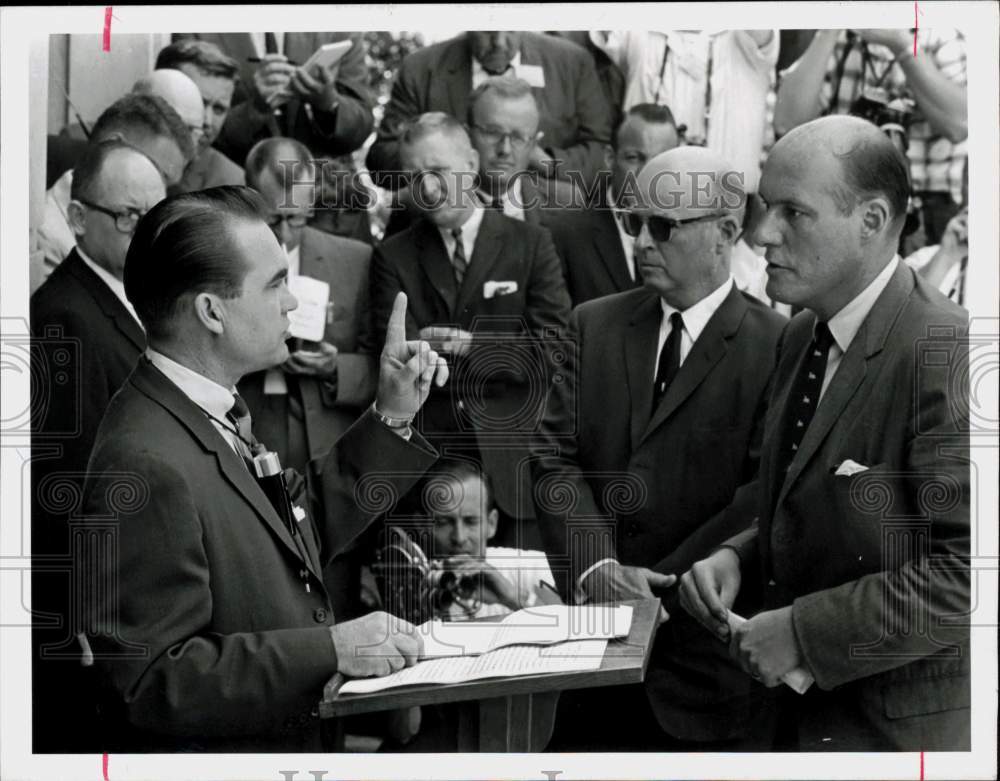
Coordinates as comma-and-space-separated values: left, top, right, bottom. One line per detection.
265, 211, 313, 229
469, 123, 537, 150
75, 198, 148, 234
615, 209, 725, 243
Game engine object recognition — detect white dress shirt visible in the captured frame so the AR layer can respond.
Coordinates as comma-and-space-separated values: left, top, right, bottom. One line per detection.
471, 51, 522, 89
146, 347, 243, 457
820, 256, 900, 401
76, 245, 143, 327
654, 276, 735, 382
438, 203, 486, 264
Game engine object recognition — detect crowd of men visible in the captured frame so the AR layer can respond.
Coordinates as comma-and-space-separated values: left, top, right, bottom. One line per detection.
30, 28, 970, 754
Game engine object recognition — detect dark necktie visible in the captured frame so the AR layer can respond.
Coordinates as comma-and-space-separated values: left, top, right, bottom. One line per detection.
226, 393, 261, 470
450, 228, 468, 287
264, 32, 279, 55
775, 321, 835, 479
652, 312, 684, 410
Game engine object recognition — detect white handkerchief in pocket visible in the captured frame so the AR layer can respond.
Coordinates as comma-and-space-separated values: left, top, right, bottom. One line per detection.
834, 459, 870, 477
483, 280, 518, 299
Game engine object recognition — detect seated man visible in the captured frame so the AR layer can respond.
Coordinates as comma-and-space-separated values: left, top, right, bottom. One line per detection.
421, 458, 556, 621
155, 39, 246, 190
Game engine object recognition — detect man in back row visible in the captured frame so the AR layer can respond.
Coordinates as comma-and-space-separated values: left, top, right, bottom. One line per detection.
682, 115, 969, 751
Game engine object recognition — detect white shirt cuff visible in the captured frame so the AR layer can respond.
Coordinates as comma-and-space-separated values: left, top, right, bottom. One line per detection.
574, 558, 619, 604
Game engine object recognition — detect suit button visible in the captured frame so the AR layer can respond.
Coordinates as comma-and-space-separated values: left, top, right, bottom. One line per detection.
457, 399, 465, 411
313, 608, 328, 623
768, 579, 777, 587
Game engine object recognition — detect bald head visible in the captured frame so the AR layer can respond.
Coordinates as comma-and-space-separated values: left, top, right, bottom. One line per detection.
635, 145, 745, 220
133, 69, 204, 147
771, 115, 910, 228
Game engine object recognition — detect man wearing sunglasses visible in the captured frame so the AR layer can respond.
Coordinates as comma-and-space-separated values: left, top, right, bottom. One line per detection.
30, 140, 166, 751
534, 145, 786, 750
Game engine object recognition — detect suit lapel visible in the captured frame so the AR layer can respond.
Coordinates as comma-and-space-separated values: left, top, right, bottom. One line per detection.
65, 250, 145, 352
642, 285, 746, 444
456, 208, 504, 316
415, 219, 459, 319
131, 358, 321, 581
625, 293, 663, 452
774, 262, 915, 509
595, 208, 635, 293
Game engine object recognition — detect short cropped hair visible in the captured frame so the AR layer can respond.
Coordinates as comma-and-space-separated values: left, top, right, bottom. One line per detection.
614, 102, 678, 147
155, 40, 239, 80
420, 457, 497, 514
830, 129, 911, 224
244, 137, 316, 192
70, 139, 151, 204
91, 93, 196, 163
398, 111, 471, 149
466, 75, 536, 124
124, 186, 268, 340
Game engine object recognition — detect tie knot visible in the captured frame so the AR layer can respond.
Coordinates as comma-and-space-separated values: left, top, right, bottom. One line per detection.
451, 228, 463, 241
813, 321, 834, 351
669, 312, 684, 331
228, 393, 250, 423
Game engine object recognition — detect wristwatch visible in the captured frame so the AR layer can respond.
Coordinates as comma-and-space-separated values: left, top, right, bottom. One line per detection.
371, 402, 414, 441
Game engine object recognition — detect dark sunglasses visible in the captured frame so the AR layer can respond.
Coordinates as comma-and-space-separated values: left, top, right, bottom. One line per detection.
617, 210, 722, 243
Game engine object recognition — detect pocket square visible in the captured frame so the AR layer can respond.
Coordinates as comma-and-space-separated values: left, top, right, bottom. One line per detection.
834, 459, 870, 477
483, 280, 518, 299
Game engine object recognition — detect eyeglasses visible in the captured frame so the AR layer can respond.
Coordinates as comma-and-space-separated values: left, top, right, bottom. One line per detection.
76, 199, 147, 234
617, 210, 723, 243
470, 124, 534, 150
266, 212, 311, 229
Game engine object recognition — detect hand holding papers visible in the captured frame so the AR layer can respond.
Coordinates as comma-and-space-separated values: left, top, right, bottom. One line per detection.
338, 605, 633, 695
727, 611, 814, 694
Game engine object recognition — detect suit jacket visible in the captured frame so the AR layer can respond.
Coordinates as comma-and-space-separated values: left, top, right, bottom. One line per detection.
727, 262, 970, 750
82, 358, 437, 752
543, 201, 638, 306
367, 32, 612, 187
239, 228, 376, 470
532, 283, 786, 741
371, 208, 571, 520
176, 146, 245, 193
179, 32, 374, 162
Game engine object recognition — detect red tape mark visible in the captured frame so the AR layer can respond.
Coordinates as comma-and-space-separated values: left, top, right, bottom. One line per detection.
913, 2, 919, 56
102, 752, 110, 781
919, 750, 925, 780
102, 6, 113, 52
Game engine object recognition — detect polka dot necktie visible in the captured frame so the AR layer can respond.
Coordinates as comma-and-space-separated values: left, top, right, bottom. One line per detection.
775, 321, 834, 480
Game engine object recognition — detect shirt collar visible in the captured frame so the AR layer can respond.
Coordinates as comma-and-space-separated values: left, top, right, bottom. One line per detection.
438, 202, 486, 252
145, 347, 237, 423
660, 275, 735, 341
825, 256, 900, 353
76, 245, 142, 326
471, 50, 523, 88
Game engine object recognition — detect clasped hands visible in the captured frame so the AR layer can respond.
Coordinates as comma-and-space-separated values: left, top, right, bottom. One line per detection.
679, 548, 807, 687
253, 54, 342, 113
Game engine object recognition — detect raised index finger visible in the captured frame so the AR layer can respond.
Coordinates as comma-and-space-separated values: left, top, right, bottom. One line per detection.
385, 292, 408, 350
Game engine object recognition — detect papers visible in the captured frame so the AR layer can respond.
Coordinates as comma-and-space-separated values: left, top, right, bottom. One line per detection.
339, 639, 608, 695
727, 611, 814, 694
287, 275, 330, 342
416, 604, 633, 659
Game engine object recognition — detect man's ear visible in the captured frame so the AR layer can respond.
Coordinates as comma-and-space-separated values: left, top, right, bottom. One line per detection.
66, 200, 87, 238
860, 196, 891, 239
193, 292, 226, 336
485, 508, 499, 542
716, 213, 742, 248
602, 143, 614, 172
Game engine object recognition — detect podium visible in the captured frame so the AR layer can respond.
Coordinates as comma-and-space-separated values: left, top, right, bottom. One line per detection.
319, 598, 661, 751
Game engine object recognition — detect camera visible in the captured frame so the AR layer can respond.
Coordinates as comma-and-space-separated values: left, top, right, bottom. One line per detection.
848, 89, 915, 153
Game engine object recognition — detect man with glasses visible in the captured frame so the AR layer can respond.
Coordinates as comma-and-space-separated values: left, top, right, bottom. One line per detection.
545, 102, 680, 306
30, 140, 166, 752
533, 145, 786, 750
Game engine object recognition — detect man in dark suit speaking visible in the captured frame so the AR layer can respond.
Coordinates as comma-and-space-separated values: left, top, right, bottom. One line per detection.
680, 116, 970, 751
533, 146, 786, 750
79, 186, 449, 752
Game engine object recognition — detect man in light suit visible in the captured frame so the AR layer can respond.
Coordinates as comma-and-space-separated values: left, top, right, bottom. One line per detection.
30, 141, 166, 752
543, 103, 680, 306
155, 39, 246, 190
533, 145, 786, 750
367, 31, 612, 188
681, 116, 970, 751
176, 32, 374, 162
371, 113, 571, 543
80, 186, 449, 752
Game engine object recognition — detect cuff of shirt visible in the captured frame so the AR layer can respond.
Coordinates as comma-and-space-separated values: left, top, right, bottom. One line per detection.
574, 558, 619, 604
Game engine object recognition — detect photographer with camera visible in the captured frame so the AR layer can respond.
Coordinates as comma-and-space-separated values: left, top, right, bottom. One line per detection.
774, 28, 967, 250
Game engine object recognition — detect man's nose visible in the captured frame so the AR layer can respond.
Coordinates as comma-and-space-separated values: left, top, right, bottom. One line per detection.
636, 220, 655, 251
750, 207, 780, 247
282, 285, 299, 313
